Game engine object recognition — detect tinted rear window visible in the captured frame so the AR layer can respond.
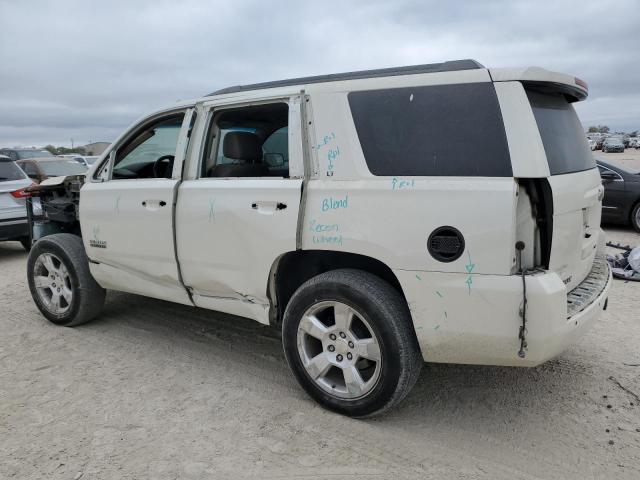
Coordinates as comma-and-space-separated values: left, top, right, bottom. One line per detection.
526, 89, 595, 175
0, 161, 27, 181
348, 83, 512, 176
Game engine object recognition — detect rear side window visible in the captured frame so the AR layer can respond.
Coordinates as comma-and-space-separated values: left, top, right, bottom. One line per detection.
0, 161, 27, 181
526, 89, 595, 175
348, 83, 512, 176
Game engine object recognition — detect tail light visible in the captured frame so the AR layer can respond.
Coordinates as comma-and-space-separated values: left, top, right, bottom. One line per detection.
10, 183, 35, 198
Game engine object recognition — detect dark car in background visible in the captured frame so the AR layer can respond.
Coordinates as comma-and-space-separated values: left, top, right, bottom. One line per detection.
0, 155, 33, 250
16, 157, 88, 184
597, 158, 640, 231
602, 137, 625, 153
0, 148, 54, 160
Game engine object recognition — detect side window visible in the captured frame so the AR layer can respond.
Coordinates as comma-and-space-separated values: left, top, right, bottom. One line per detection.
201, 102, 288, 178
262, 127, 289, 175
348, 83, 512, 177
111, 114, 185, 180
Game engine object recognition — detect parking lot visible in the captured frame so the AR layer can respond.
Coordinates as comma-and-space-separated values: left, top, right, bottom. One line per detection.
1, 180, 640, 478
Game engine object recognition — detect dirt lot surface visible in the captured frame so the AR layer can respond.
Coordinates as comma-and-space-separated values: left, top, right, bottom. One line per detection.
1, 216, 640, 477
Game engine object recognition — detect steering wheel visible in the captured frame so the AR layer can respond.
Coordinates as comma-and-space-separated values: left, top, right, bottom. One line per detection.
152, 155, 175, 178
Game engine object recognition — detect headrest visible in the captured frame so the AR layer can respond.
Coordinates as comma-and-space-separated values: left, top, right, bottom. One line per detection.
223, 131, 261, 163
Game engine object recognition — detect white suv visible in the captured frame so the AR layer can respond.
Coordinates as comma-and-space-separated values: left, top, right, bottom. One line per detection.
26, 59, 611, 417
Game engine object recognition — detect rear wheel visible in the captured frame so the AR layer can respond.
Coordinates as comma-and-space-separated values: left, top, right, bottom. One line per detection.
631, 203, 640, 232
27, 234, 105, 326
282, 269, 422, 417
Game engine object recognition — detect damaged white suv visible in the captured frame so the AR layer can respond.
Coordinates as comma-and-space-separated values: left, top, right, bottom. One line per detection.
26, 59, 611, 417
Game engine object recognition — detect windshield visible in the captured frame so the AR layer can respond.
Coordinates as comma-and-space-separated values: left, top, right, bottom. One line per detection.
526, 89, 595, 175
16, 150, 53, 159
0, 161, 27, 181
605, 139, 624, 146
38, 160, 88, 176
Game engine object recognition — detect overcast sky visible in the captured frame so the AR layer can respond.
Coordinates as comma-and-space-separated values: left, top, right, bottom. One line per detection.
0, 0, 638, 148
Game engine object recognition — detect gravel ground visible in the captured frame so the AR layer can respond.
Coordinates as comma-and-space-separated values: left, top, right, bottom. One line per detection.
1, 225, 639, 479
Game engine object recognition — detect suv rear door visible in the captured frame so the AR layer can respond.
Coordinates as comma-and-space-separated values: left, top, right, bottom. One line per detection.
176, 98, 303, 324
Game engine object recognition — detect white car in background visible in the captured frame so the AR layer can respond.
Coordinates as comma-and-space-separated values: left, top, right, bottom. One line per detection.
0, 155, 34, 250
588, 139, 597, 150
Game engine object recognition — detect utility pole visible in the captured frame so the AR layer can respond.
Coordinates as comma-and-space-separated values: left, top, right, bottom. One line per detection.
71, 138, 74, 148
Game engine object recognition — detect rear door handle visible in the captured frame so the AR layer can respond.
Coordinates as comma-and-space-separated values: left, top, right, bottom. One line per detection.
142, 199, 167, 209
251, 201, 287, 214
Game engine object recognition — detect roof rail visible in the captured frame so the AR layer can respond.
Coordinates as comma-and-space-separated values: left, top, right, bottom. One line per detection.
207, 59, 484, 96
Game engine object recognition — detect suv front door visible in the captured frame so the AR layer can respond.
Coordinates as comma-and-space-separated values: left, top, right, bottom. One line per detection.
79, 109, 194, 304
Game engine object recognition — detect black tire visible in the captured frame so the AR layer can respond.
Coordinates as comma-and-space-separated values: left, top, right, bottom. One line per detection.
631, 203, 640, 233
19, 236, 31, 252
282, 269, 422, 418
27, 233, 106, 326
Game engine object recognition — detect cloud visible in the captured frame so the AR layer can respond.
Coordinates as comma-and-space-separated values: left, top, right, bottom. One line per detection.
0, 0, 638, 146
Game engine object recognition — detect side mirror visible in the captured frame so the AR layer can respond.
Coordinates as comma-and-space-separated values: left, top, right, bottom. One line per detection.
264, 152, 285, 167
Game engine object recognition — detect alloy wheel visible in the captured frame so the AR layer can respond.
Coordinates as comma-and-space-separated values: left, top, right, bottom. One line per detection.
33, 253, 73, 315
296, 301, 382, 399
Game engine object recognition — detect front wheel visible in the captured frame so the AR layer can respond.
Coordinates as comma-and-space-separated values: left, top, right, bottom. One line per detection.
282, 269, 422, 417
27, 234, 106, 326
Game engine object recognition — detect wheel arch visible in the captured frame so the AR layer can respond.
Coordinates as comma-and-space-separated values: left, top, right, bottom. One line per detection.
267, 250, 406, 326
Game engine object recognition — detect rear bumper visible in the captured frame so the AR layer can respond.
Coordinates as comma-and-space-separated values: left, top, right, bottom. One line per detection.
0, 217, 28, 241
395, 256, 611, 366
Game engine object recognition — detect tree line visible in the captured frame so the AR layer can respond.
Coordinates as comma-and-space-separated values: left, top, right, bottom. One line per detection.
587, 125, 639, 136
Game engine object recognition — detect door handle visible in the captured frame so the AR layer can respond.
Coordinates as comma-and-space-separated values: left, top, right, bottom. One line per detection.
142, 200, 167, 209
251, 201, 287, 214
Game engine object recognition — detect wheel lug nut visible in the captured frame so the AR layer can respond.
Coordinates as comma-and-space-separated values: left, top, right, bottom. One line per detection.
339, 332, 346, 339
347, 352, 352, 360
328, 345, 335, 352
329, 333, 336, 341
336, 354, 343, 362
348, 341, 354, 348
57, 288, 60, 292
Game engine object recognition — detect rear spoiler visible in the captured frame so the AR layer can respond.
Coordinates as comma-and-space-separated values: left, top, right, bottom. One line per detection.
489, 67, 588, 102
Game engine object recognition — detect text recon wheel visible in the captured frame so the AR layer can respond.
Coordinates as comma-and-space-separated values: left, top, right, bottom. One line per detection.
27, 234, 106, 326
282, 269, 422, 417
